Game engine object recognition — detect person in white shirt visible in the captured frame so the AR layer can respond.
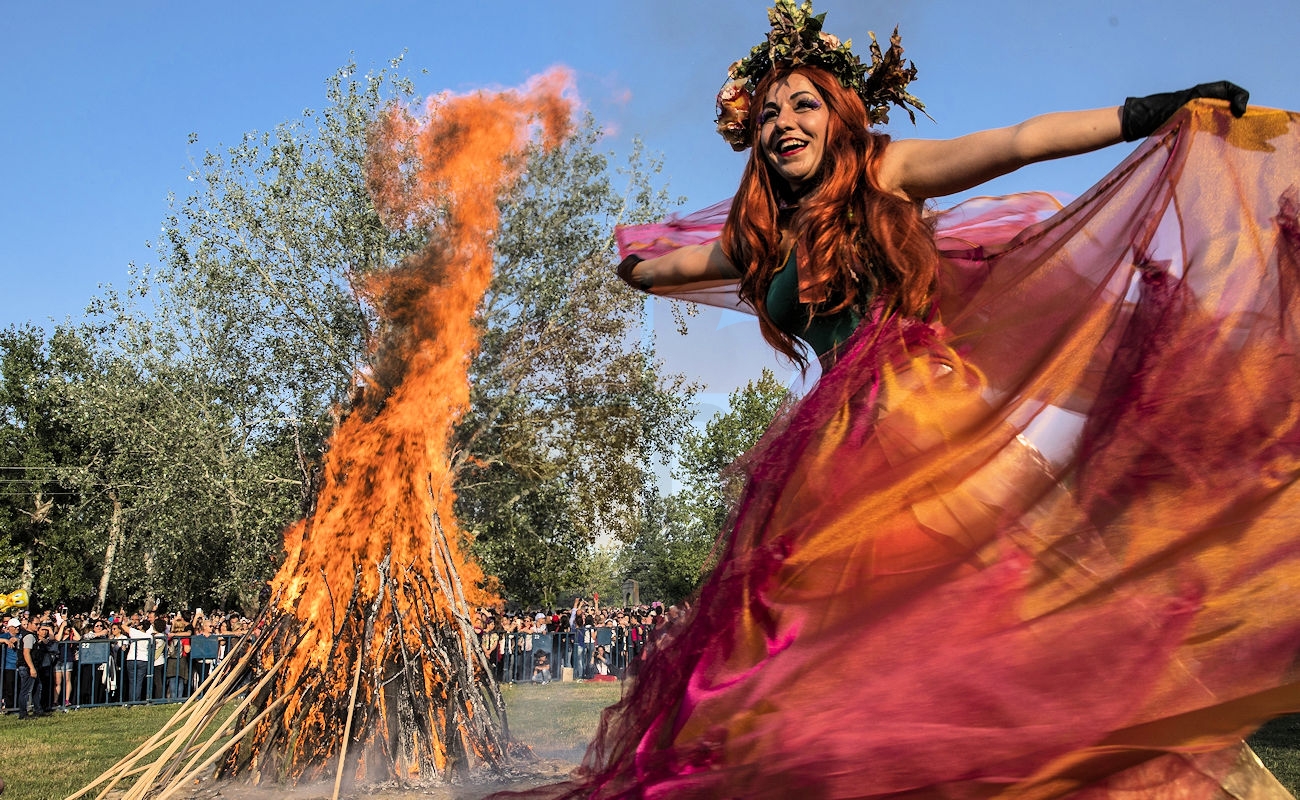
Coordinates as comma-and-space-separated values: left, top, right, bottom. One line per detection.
122, 622, 152, 703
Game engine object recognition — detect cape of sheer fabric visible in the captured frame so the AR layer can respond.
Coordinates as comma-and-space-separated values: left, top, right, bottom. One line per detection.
501, 101, 1300, 799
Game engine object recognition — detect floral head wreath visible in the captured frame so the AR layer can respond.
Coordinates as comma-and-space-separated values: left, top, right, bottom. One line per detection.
716, 0, 928, 151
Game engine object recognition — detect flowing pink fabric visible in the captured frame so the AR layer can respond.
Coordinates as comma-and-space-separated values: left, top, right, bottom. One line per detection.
496, 102, 1300, 799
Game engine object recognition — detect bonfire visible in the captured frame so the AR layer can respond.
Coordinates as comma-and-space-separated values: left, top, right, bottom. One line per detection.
75, 71, 575, 799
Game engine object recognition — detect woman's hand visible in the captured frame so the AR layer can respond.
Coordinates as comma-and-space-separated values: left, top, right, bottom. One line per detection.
1122, 81, 1249, 140
617, 255, 647, 289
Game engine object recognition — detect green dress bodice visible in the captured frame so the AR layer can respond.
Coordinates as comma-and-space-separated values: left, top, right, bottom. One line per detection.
764, 248, 860, 357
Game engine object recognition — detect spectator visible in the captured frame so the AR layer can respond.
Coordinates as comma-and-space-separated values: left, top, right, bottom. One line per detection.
503, 616, 525, 682
531, 650, 551, 684
79, 619, 111, 706
16, 616, 43, 719
190, 618, 218, 688
51, 613, 79, 711
590, 645, 616, 682
35, 622, 59, 712
107, 622, 128, 703
122, 619, 152, 703
567, 598, 586, 678
481, 617, 504, 682
0, 619, 18, 712
149, 618, 167, 700
164, 620, 191, 698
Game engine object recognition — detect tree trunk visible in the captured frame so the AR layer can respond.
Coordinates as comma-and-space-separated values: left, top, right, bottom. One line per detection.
141, 549, 159, 613
93, 489, 123, 617
20, 546, 34, 593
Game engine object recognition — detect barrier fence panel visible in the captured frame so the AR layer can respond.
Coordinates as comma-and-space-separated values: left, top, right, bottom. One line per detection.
6, 624, 651, 712
2, 634, 240, 714
493, 625, 652, 684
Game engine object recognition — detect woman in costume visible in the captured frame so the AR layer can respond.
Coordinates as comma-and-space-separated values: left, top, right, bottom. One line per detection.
502, 1, 1300, 797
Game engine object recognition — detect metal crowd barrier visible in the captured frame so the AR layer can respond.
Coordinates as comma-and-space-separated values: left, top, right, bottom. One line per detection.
483, 625, 654, 684
1, 625, 649, 713
2, 634, 240, 712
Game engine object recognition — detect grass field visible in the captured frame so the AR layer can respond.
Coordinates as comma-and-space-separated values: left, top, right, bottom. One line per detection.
1, 684, 1295, 799
1251, 715, 1300, 793
0, 683, 622, 800
0, 703, 183, 799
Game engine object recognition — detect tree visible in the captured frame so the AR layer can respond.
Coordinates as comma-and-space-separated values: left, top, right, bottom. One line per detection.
0, 320, 270, 613
97, 67, 616, 796
453, 121, 697, 608
43, 323, 175, 613
61, 59, 430, 612
3, 56, 697, 627
99, 63, 695, 613
681, 368, 790, 529
0, 325, 91, 602
618, 484, 701, 604
0, 61, 427, 615
622, 368, 790, 602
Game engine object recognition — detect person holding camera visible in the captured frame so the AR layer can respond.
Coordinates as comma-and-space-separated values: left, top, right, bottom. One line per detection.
33, 621, 62, 712
50, 611, 78, 711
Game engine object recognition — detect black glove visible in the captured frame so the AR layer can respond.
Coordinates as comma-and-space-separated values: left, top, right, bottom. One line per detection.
1122, 81, 1249, 141
617, 254, 649, 291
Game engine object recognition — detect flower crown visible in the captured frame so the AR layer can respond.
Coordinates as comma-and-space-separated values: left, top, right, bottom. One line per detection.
716, 0, 927, 151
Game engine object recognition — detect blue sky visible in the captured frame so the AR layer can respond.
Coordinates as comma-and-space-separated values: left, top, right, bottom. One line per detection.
3, 0, 1298, 409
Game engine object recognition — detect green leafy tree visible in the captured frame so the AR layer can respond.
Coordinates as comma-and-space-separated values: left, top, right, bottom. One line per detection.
67, 60, 432, 611
618, 484, 700, 604
0, 61, 432, 613
622, 368, 790, 602
2, 60, 695, 613
679, 368, 790, 532
0, 323, 175, 610
454, 122, 697, 608
0, 321, 254, 612
1, 59, 697, 614
0, 325, 88, 602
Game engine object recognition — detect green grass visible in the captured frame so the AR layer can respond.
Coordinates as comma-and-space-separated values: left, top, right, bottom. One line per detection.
500, 681, 622, 761
1252, 716, 1300, 793
0, 704, 181, 799
0, 684, 621, 800
1, 689, 1296, 799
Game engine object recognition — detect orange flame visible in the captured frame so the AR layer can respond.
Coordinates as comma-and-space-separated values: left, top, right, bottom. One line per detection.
255, 68, 574, 783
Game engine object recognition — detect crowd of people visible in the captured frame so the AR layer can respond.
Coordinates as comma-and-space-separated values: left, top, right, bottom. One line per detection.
473, 597, 681, 684
0, 596, 655, 717
0, 606, 253, 717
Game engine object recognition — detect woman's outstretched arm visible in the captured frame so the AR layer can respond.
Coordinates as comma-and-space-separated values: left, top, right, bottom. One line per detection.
618, 240, 741, 293
881, 82, 1248, 202
880, 107, 1123, 202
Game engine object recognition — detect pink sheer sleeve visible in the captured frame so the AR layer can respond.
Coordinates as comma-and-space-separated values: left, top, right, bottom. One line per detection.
614, 190, 1068, 313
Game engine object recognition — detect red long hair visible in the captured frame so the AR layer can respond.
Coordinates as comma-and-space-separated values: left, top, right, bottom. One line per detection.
722, 66, 940, 367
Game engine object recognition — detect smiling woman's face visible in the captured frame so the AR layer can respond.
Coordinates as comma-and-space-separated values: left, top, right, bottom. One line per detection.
760, 72, 830, 193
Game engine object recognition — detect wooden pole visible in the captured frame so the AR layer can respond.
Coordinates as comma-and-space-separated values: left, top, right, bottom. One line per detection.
332, 640, 366, 800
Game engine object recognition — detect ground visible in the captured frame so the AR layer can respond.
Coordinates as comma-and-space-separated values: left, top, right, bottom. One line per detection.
7, 682, 1299, 799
